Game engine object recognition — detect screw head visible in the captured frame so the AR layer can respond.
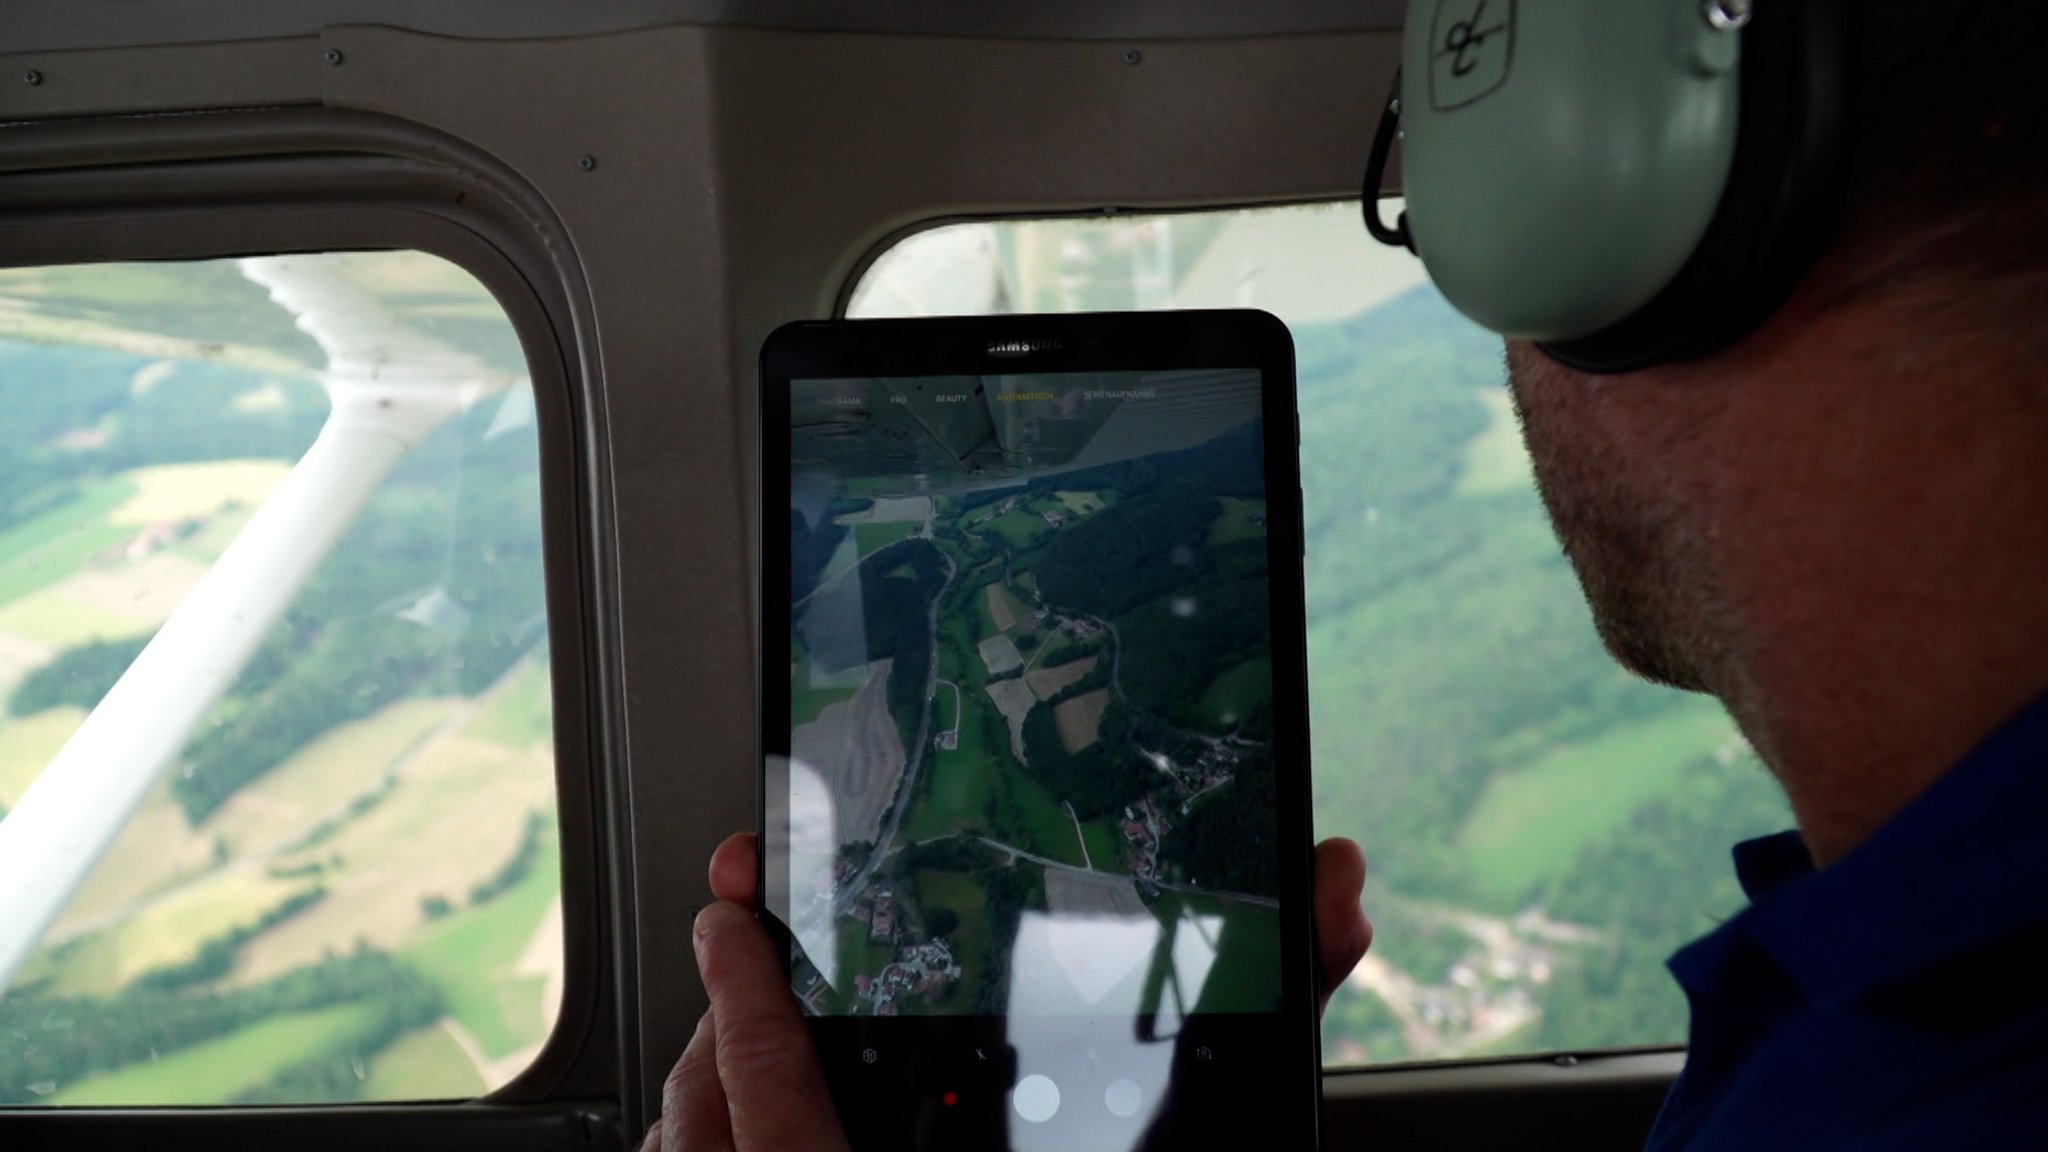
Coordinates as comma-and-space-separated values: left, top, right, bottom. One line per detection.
1122, 48, 1142, 65
1704, 0, 1752, 30
1552, 1054, 1581, 1067
23, 69, 41, 86
324, 47, 345, 65
577, 155, 597, 172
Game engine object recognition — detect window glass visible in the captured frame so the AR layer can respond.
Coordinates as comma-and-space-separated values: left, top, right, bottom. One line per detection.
0, 253, 560, 1104
849, 204, 1793, 1065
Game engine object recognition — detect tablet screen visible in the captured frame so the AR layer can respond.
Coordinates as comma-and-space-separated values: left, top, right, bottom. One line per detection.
763, 314, 1315, 1152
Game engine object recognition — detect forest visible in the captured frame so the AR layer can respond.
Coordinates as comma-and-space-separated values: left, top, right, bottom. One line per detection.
1159, 748, 1279, 899
1017, 698, 1148, 821
1113, 568, 1271, 732
797, 538, 949, 745
1287, 284, 1791, 1061
8, 634, 150, 715
1531, 752, 1790, 1050
0, 946, 444, 1106
1030, 484, 1222, 617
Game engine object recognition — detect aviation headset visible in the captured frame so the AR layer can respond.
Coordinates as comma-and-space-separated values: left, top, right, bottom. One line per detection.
1365, 0, 1852, 373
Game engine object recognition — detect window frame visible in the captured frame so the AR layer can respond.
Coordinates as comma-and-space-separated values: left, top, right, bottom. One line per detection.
834, 204, 1700, 1080
0, 107, 628, 1147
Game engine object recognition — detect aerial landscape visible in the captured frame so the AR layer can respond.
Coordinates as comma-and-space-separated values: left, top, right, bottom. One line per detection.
0, 254, 559, 1104
784, 370, 1282, 1018
0, 205, 1797, 1109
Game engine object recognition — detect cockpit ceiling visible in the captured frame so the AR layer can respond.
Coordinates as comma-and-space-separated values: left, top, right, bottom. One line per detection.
1, 0, 1405, 55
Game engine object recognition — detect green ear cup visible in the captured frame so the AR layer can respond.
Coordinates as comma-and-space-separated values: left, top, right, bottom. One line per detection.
1401, 0, 1744, 341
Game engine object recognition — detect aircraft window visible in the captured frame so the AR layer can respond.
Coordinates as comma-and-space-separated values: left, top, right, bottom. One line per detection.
0, 253, 561, 1104
849, 204, 1794, 1066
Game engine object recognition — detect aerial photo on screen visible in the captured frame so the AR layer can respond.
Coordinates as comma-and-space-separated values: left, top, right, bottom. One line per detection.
785, 369, 1282, 1018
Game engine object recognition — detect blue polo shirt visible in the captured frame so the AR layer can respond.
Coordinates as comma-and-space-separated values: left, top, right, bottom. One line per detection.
1646, 697, 2048, 1150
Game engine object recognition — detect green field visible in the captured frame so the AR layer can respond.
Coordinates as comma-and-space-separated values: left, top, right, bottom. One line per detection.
52, 871, 318, 997
363, 1022, 487, 1101
467, 659, 553, 750
984, 509, 1048, 550
0, 593, 150, 648
0, 478, 140, 605
1206, 497, 1267, 546
0, 706, 82, 806
939, 611, 981, 685
1003, 766, 1088, 869
908, 869, 989, 1011
1054, 490, 1106, 516
1199, 657, 1272, 730
401, 830, 560, 1058
51, 1003, 379, 1105
1456, 701, 1739, 907
1081, 820, 1129, 875
853, 521, 920, 557
972, 583, 1004, 639
902, 706, 996, 842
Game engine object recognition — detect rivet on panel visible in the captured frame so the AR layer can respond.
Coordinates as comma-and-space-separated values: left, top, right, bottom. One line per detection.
1122, 48, 1142, 65
23, 70, 41, 87
325, 48, 345, 66
578, 155, 597, 172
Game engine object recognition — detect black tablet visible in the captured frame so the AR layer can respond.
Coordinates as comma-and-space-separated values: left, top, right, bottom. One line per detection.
759, 310, 1318, 1151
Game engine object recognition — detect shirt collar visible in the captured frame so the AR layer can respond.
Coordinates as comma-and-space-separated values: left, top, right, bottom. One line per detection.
1731, 829, 1815, 899
1681, 693, 2048, 1006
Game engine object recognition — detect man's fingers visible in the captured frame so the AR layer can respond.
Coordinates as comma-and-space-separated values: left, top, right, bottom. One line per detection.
709, 833, 760, 907
1313, 837, 1373, 1016
659, 1013, 734, 1152
694, 901, 850, 1152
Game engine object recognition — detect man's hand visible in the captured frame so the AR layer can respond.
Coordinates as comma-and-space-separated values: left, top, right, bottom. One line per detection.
1313, 836, 1374, 1015
647, 833, 1373, 1151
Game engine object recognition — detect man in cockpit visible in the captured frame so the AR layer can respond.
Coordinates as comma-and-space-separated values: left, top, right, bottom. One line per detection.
652, 1, 2047, 1147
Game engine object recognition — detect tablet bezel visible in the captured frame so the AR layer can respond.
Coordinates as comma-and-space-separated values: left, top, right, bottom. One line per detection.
756, 309, 1318, 1149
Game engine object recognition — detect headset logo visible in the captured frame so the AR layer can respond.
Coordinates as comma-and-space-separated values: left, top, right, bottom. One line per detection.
1430, 0, 1515, 112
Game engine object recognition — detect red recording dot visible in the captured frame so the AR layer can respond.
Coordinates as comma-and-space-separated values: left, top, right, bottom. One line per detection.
942, 1091, 958, 1107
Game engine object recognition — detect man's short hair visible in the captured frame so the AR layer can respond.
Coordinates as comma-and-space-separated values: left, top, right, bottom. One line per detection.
1840, 3, 2047, 289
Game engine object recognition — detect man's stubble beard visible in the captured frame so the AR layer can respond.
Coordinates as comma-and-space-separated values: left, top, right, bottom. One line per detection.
1503, 343, 1732, 697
